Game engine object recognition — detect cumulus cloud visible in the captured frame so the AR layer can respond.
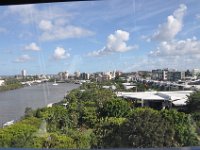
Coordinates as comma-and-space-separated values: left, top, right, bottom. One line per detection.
53, 47, 70, 60
14, 54, 32, 63
149, 37, 200, 57
88, 30, 137, 56
24, 42, 40, 51
152, 4, 187, 41
147, 4, 200, 70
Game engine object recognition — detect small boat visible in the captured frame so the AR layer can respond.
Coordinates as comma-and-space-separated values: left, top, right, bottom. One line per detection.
52, 80, 58, 86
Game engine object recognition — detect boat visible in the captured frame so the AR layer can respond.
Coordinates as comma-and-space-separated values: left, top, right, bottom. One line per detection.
52, 80, 58, 86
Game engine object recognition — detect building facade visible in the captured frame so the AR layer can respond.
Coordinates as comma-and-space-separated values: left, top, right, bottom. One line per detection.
167, 71, 185, 81
21, 69, 27, 78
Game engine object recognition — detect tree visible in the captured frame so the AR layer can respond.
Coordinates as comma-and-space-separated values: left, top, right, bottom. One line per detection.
24, 107, 34, 118
94, 117, 127, 148
121, 108, 174, 148
82, 101, 98, 128
161, 109, 199, 146
66, 88, 117, 128
98, 98, 131, 118
45, 106, 71, 132
186, 91, 200, 113
66, 129, 96, 149
42, 133, 76, 148
95, 108, 199, 148
0, 117, 41, 148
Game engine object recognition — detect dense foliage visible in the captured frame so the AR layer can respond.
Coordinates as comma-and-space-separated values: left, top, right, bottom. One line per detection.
0, 117, 41, 147
95, 108, 199, 148
186, 91, 200, 113
0, 83, 199, 148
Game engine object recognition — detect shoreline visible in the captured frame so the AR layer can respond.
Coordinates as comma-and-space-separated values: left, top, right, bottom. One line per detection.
0, 83, 79, 128
0, 84, 24, 92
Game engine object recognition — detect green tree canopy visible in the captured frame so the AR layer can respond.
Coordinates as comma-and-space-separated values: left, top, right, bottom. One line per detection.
98, 98, 131, 118
95, 108, 199, 148
0, 117, 41, 148
186, 91, 200, 113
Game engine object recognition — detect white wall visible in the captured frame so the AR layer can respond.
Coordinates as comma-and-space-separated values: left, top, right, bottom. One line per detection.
0, 80, 5, 86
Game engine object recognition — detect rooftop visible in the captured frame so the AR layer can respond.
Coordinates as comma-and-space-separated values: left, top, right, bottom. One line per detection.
116, 91, 193, 106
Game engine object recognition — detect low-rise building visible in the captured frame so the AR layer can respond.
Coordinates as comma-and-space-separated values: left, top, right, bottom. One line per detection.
117, 91, 193, 110
0, 80, 5, 86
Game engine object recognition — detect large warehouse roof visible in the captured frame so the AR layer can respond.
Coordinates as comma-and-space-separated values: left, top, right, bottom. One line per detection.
116, 91, 193, 106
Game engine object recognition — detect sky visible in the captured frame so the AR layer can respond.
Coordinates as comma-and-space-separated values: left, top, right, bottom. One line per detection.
0, 0, 200, 75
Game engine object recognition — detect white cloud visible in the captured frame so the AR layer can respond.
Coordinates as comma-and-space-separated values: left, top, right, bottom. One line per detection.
14, 54, 32, 63
149, 37, 200, 57
40, 23, 94, 41
39, 20, 53, 31
24, 42, 40, 51
7, 5, 71, 24
152, 4, 187, 41
147, 4, 200, 70
6, 5, 94, 41
7, 5, 37, 24
53, 47, 70, 60
88, 30, 137, 56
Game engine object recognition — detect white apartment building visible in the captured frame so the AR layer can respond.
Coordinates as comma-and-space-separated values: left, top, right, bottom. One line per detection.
0, 80, 5, 86
192, 69, 200, 77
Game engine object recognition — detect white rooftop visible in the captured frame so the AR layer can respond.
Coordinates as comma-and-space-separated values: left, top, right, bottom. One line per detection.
116, 91, 193, 106
121, 92, 165, 100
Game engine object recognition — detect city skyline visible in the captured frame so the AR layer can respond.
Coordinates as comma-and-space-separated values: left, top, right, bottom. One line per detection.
1, 0, 200, 75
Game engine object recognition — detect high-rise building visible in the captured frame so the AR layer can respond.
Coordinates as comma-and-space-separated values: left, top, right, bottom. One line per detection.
115, 71, 122, 77
21, 69, 27, 77
151, 69, 168, 81
111, 70, 116, 79
167, 71, 185, 81
74, 71, 80, 79
192, 69, 200, 77
151, 69, 164, 80
58, 71, 69, 81
185, 69, 192, 77
80, 72, 90, 80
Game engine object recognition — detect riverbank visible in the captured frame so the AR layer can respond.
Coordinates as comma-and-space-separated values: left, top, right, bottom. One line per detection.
0, 83, 24, 92
0, 83, 80, 126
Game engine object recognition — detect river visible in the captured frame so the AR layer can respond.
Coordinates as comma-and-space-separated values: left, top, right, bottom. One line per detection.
0, 82, 80, 126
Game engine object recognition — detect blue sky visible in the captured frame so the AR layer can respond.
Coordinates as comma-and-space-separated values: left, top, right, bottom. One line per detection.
0, 0, 200, 75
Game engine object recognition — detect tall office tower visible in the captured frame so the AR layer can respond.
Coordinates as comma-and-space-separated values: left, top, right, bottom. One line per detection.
21, 69, 27, 77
